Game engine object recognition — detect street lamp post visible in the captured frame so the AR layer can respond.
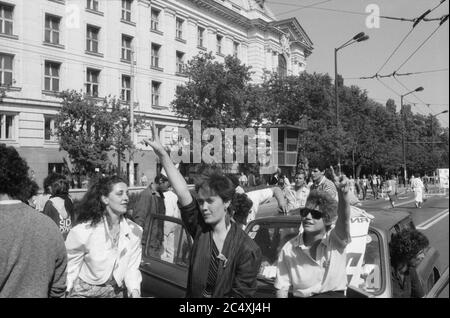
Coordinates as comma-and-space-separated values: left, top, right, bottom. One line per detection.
334, 32, 369, 170
400, 86, 424, 187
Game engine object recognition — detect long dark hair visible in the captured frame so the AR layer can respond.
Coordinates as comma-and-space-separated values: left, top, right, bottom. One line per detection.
75, 175, 126, 226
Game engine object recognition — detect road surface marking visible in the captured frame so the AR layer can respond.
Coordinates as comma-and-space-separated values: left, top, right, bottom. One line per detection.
416, 209, 449, 230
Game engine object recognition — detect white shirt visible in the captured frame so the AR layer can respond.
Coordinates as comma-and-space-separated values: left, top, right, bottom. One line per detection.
284, 186, 310, 211
246, 188, 275, 224
275, 229, 348, 297
65, 216, 142, 293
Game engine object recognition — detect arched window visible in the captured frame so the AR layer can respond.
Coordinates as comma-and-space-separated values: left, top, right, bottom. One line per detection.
278, 55, 287, 77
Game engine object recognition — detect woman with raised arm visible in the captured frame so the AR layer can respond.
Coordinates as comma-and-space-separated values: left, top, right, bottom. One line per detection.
142, 122, 262, 298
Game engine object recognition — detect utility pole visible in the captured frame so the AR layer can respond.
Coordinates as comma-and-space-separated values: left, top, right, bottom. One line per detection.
401, 95, 406, 187
129, 48, 135, 186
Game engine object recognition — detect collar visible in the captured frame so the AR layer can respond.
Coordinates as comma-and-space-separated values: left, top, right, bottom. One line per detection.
292, 231, 329, 248
102, 215, 132, 240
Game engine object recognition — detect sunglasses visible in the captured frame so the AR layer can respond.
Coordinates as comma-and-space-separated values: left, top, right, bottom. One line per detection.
300, 208, 323, 219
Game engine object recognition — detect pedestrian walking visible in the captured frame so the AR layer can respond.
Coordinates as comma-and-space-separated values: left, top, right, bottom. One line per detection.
386, 175, 398, 208
142, 121, 262, 298
411, 173, 425, 208
65, 176, 142, 298
0, 144, 67, 298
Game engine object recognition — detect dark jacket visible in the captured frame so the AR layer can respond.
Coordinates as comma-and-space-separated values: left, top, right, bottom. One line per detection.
180, 196, 262, 298
133, 187, 165, 252
42, 194, 74, 240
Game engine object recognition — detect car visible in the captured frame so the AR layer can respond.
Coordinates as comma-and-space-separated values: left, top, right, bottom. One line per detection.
139, 204, 443, 298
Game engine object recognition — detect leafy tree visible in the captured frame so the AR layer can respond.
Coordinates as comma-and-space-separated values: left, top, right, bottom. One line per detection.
55, 90, 143, 181
171, 52, 264, 170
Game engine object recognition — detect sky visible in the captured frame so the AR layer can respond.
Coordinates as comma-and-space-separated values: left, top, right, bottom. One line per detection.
266, 0, 449, 127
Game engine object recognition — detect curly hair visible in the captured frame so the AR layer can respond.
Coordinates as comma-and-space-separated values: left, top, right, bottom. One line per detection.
304, 189, 338, 227
75, 175, 126, 226
390, 228, 429, 268
43, 173, 65, 194
0, 144, 34, 200
231, 192, 253, 225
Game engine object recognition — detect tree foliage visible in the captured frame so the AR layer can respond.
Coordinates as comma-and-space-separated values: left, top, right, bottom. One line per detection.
55, 90, 144, 176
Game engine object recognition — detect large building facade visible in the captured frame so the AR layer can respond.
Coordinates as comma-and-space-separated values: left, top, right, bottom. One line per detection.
0, 0, 313, 187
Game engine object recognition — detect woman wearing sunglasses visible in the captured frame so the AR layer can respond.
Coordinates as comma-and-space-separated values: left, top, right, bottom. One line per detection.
274, 168, 352, 298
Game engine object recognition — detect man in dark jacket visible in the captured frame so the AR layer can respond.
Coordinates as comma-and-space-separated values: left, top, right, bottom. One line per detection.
0, 144, 67, 298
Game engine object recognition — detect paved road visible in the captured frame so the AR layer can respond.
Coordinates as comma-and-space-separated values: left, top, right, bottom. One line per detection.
360, 190, 449, 273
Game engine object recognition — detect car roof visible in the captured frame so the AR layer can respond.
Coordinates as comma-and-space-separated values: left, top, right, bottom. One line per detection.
251, 207, 411, 231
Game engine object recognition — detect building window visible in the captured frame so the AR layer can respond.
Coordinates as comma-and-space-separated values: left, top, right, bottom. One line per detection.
44, 61, 60, 92
197, 27, 204, 48
278, 54, 287, 78
86, 25, 99, 53
45, 14, 61, 45
121, 0, 132, 22
175, 18, 184, 40
176, 51, 184, 74
44, 117, 55, 141
216, 35, 223, 55
151, 9, 160, 31
0, 53, 13, 86
85, 68, 99, 97
0, 3, 13, 35
121, 34, 132, 61
86, 0, 99, 11
233, 41, 239, 57
0, 113, 14, 140
151, 81, 161, 107
121, 75, 131, 102
151, 43, 160, 68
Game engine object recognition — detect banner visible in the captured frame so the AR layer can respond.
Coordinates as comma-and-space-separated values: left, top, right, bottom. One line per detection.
346, 206, 374, 288
438, 168, 449, 189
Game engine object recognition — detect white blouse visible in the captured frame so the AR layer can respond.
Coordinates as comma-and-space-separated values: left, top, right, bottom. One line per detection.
65, 216, 143, 294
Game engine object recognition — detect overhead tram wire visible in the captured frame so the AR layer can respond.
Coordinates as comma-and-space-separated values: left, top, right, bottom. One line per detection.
396, 16, 449, 72
270, 0, 448, 22
272, 0, 334, 17
346, 68, 449, 80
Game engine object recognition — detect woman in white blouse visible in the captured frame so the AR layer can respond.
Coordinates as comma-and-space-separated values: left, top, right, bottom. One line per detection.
65, 176, 142, 298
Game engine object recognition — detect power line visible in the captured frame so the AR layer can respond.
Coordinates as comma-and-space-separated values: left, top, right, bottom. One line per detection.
274, 0, 334, 17
269, 0, 448, 22
375, 28, 415, 74
346, 67, 449, 80
396, 20, 448, 72
393, 76, 430, 111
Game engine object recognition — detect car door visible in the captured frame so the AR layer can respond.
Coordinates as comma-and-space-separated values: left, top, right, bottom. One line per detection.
425, 268, 449, 298
140, 214, 192, 297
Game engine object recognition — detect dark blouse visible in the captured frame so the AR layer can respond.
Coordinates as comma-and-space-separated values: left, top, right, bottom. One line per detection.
391, 267, 425, 298
179, 195, 262, 298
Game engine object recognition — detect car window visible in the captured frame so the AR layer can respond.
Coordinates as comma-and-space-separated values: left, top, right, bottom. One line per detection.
144, 216, 191, 267
356, 231, 383, 295
248, 222, 299, 280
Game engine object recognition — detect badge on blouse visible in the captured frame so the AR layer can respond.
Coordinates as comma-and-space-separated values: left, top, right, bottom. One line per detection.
217, 253, 228, 268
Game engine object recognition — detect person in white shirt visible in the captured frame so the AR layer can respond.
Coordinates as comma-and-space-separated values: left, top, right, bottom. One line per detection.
65, 176, 142, 298
275, 169, 352, 298
279, 172, 310, 212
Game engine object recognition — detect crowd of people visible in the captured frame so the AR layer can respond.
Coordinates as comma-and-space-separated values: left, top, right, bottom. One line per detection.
0, 133, 433, 298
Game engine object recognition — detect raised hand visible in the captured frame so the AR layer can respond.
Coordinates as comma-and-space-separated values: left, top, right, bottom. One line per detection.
141, 121, 165, 156
330, 165, 350, 194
